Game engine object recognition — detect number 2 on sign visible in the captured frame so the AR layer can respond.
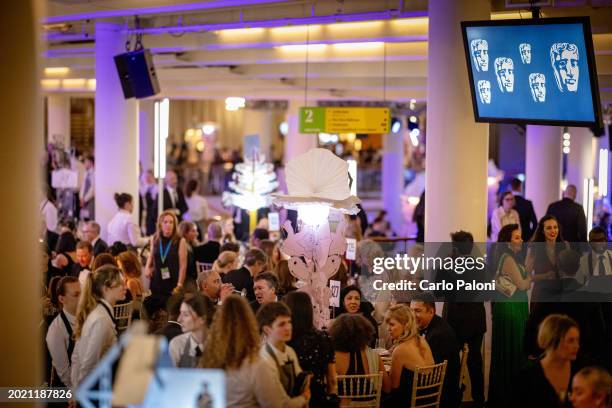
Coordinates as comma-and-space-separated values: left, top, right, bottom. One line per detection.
304, 109, 314, 123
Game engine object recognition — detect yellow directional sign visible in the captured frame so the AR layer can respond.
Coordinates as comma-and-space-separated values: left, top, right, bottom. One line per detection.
299, 107, 390, 133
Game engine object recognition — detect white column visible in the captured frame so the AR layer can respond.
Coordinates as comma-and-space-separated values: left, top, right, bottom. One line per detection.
139, 99, 155, 172
425, 0, 490, 242
283, 100, 317, 165
566, 127, 596, 201
47, 94, 71, 149
0, 0, 42, 387
382, 132, 404, 235
243, 108, 272, 160
525, 125, 562, 218
94, 22, 139, 240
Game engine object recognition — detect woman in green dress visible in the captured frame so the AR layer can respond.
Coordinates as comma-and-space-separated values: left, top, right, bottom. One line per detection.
488, 223, 532, 407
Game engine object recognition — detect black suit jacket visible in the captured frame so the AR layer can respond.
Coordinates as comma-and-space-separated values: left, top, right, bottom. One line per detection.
222, 266, 255, 302
193, 241, 221, 265
163, 187, 188, 221
546, 198, 587, 243
92, 238, 109, 256
514, 195, 538, 241
422, 315, 461, 408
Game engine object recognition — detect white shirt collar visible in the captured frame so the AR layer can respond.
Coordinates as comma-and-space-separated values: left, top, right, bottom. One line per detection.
63, 309, 77, 322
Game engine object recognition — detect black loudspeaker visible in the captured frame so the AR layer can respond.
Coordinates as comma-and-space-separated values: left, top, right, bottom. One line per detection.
113, 49, 160, 99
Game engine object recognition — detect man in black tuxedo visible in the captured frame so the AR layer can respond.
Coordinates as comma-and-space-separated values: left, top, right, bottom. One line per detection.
194, 222, 223, 265
510, 178, 538, 242
443, 231, 486, 408
222, 248, 267, 302
72, 241, 93, 279
83, 221, 108, 256
163, 170, 188, 221
412, 299, 461, 408
250, 272, 279, 314
546, 184, 587, 244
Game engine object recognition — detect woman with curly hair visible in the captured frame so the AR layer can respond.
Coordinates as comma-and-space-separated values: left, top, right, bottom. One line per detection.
330, 314, 390, 395
199, 295, 309, 407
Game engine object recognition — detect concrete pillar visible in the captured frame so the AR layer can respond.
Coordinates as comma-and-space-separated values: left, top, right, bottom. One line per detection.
139, 99, 155, 173
0, 0, 42, 389
425, 0, 490, 242
525, 125, 562, 218
283, 100, 317, 165
243, 108, 272, 161
47, 94, 71, 149
94, 22, 139, 240
382, 131, 404, 235
566, 127, 596, 201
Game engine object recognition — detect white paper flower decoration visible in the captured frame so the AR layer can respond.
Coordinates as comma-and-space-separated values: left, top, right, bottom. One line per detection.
273, 148, 360, 213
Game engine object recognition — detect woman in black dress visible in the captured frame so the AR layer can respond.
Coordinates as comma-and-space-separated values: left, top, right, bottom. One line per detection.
145, 210, 187, 306
284, 291, 337, 407
512, 314, 580, 408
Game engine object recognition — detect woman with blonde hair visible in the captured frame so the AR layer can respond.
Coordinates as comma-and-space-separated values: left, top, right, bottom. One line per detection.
383, 304, 434, 403
71, 265, 126, 386
200, 295, 309, 407
212, 250, 238, 275
145, 210, 187, 303
570, 366, 612, 408
512, 314, 580, 407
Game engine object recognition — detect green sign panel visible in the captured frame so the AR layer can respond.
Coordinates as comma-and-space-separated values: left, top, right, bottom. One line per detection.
299, 107, 326, 133
299, 107, 390, 134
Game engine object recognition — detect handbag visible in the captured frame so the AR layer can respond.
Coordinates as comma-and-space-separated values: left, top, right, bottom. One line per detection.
495, 254, 517, 298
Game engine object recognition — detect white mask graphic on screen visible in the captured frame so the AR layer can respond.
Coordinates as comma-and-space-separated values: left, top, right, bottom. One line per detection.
494, 57, 514, 93
529, 73, 546, 102
550, 43, 579, 92
478, 80, 491, 104
471, 39, 489, 72
519, 43, 532, 64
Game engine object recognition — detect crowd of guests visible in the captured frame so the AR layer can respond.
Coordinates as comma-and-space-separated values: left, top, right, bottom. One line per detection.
39, 168, 612, 407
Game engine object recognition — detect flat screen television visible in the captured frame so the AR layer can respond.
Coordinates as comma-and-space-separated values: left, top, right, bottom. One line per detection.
461, 17, 602, 127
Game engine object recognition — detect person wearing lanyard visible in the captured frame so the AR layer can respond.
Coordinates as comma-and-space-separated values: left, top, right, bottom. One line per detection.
169, 293, 215, 368
145, 210, 188, 304
71, 265, 126, 387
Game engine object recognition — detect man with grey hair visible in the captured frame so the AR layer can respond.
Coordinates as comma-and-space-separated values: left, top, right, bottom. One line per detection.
470, 39, 489, 72
494, 57, 514, 93
82, 221, 108, 256
163, 170, 188, 221
197, 269, 233, 304
194, 221, 223, 265
550, 42, 579, 92
529, 73, 546, 102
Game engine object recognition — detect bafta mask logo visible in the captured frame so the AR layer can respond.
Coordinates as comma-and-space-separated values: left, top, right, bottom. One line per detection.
471, 39, 489, 72
529, 73, 546, 102
478, 80, 491, 104
519, 43, 531, 64
550, 43, 579, 92
494, 57, 514, 93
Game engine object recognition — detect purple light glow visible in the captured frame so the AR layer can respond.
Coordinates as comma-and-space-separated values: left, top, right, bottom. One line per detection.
44, 0, 296, 24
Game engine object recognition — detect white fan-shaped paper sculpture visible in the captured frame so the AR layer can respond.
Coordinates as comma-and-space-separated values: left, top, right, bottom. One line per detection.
273, 148, 360, 213
274, 148, 361, 329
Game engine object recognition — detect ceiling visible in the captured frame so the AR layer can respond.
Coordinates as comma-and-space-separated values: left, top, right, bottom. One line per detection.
43, 0, 612, 104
